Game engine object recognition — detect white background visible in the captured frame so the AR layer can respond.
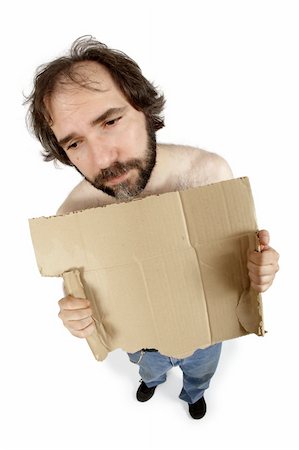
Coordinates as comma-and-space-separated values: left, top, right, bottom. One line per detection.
0, 1, 298, 449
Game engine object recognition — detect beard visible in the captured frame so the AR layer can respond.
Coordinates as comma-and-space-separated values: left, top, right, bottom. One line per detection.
84, 122, 157, 201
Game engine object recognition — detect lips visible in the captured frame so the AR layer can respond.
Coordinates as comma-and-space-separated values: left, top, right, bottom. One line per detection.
105, 171, 129, 186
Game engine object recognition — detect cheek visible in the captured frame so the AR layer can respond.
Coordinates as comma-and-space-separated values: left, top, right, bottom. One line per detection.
119, 118, 147, 153
66, 152, 90, 173
66, 152, 80, 165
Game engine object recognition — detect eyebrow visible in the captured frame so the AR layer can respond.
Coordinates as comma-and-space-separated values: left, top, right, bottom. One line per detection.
58, 106, 127, 147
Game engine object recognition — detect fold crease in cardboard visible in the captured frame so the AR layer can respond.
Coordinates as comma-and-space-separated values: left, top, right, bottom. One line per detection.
29, 177, 264, 361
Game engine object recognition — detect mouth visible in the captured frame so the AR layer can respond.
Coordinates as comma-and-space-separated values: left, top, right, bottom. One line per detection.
105, 171, 130, 186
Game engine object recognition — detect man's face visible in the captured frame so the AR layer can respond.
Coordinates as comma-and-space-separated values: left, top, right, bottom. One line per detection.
48, 62, 156, 201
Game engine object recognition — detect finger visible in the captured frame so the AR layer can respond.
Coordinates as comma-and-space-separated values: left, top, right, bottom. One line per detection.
58, 296, 90, 310
67, 316, 94, 331
58, 307, 93, 321
248, 248, 279, 266
257, 229, 270, 248
251, 280, 273, 293
70, 322, 96, 338
248, 271, 274, 285
247, 261, 277, 277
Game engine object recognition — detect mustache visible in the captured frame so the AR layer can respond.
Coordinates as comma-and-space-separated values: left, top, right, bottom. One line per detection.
94, 159, 143, 184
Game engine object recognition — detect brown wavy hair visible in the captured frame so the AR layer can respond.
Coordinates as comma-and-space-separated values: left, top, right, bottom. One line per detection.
25, 36, 165, 166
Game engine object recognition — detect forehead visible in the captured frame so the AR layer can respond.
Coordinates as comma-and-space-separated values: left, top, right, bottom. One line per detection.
48, 61, 126, 121
64, 61, 114, 89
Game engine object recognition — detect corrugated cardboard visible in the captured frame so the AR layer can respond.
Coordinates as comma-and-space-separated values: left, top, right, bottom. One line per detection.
29, 177, 264, 361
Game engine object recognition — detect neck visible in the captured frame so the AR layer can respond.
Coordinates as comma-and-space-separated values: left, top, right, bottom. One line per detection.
138, 144, 170, 198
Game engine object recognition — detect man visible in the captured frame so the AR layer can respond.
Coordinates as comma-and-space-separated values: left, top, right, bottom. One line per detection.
26, 36, 279, 419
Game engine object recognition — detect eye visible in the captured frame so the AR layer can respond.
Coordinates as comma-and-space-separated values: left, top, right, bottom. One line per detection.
66, 141, 80, 150
105, 116, 122, 127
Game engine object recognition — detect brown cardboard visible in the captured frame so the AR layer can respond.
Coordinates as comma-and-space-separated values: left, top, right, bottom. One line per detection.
29, 177, 264, 361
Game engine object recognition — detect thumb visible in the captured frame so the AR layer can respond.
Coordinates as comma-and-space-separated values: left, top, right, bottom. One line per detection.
257, 229, 270, 250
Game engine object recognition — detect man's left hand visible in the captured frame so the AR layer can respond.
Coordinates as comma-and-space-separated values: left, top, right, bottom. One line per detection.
247, 230, 280, 293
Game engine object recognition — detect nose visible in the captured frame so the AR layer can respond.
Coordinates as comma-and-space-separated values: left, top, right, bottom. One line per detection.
89, 137, 118, 170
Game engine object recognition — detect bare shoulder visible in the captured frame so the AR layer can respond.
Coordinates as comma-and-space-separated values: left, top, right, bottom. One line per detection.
192, 148, 234, 185
159, 144, 234, 188
56, 179, 112, 215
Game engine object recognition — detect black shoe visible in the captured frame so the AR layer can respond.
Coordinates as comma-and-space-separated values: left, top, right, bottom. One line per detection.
136, 380, 157, 402
188, 396, 207, 419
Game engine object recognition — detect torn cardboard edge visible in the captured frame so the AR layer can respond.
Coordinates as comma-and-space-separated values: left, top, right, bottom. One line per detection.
63, 268, 264, 361
63, 269, 111, 361
29, 176, 265, 361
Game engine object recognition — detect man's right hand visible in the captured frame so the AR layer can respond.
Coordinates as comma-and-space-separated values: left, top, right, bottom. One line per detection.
58, 296, 95, 338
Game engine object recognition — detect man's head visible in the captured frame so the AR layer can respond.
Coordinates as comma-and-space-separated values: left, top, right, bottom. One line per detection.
25, 36, 165, 200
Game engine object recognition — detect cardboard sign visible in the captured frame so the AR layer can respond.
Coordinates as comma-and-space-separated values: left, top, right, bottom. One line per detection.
29, 177, 264, 361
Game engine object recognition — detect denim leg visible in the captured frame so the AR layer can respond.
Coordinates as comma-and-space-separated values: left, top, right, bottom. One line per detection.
178, 343, 222, 404
127, 350, 172, 388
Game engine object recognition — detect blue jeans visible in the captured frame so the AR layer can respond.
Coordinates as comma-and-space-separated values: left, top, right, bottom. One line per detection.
127, 343, 222, 404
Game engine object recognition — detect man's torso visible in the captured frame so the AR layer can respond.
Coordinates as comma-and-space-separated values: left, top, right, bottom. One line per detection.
57, 144, 233, 214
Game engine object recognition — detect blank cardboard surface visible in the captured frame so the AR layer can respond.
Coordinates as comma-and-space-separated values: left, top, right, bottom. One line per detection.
29, 177, 263, 361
